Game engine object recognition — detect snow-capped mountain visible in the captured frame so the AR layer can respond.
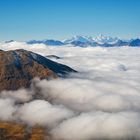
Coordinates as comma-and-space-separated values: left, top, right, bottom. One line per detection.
93, 35, 119, 44
26, 35, 140, 47
63, 36, 98, 47
63, 35, 93, 44
62, 35, 131, 47
63, 35, 119, 44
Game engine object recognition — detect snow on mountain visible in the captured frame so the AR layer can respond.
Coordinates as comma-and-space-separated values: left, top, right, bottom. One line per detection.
25, 35, 140, 47
63, 36, 98, 47
63, 35, 119, 45
63, 35, 93, 44
93, 34, 119, 44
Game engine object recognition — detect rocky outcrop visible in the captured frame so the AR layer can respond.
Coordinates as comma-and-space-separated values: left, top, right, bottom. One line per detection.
0, 122, 48, 140
46, 55, 61, 59
0, 49, 76, 91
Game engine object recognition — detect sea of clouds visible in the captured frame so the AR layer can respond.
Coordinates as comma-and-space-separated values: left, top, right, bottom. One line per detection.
0, 41, 140, 140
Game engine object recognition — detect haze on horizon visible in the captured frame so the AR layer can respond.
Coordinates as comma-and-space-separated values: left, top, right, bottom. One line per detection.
0, 0, 140, 41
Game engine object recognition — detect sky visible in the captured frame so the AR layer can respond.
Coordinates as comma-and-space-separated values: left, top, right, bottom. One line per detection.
0, 0, 140, 41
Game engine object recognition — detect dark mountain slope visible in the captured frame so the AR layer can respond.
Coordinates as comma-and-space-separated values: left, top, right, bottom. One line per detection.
0, 49, 76, 91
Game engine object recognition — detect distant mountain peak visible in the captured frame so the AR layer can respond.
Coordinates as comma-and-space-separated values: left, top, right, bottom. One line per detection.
63, 35, 93, 44
5, 40, 15, 43
27, 39, 64, 46
94, 35, 119, 44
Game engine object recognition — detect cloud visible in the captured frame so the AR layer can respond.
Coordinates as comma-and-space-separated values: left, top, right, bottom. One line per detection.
18, 100, 74, 128
0, 98, 17, 121
51, 111, 140, 140
0, 88, 34, 103
0, 42, 140, 139
34, 78, 140, 113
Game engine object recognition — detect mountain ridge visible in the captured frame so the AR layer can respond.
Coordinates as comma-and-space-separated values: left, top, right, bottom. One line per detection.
5, 35, 140, 47
0, 49, 76, 91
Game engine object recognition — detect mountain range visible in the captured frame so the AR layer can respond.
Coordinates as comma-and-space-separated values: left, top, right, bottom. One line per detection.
26, 35, 140, 47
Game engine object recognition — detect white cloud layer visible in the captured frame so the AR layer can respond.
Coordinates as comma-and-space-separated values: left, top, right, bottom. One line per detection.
0, 42, 140, 139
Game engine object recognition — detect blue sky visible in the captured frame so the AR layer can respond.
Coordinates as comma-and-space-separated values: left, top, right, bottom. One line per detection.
0, 0, 140, 41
